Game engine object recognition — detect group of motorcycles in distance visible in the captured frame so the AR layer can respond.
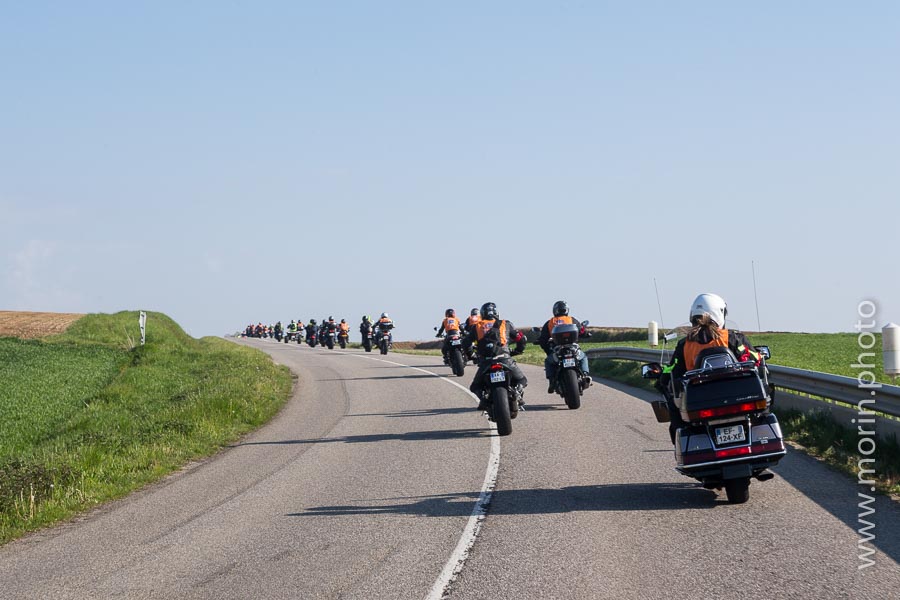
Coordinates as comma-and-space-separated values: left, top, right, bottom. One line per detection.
240, 316, 394, 354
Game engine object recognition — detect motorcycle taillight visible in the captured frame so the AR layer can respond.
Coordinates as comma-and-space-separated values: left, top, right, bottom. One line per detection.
490, 364, 503, 371
688, 399, 767, 421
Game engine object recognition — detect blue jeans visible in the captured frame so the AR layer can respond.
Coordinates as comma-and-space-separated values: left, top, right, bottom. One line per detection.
544, 349, 589, 379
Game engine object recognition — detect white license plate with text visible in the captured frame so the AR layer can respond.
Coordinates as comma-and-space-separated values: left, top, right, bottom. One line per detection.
489, 371, 506, 383
715, 425, 746, 445
562, 358, 576, 368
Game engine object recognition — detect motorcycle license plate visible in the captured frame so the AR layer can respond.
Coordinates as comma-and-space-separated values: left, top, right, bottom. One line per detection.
489, 371, 506, 383
715, 425, 746, 445
562, 358, 576, 368
451, 339, 461, 345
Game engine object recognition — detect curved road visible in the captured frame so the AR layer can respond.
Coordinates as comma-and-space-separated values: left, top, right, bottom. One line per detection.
1, 340, 898, 599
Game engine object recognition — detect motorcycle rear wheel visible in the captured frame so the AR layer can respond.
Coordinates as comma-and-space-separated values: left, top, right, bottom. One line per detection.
491, 387, 512, 436
725, 477, 750, 504
560, 369, 581, 410
450, 349, 465, 377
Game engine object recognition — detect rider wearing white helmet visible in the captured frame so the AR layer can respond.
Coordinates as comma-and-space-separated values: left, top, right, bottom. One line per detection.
659, 293, 761, 442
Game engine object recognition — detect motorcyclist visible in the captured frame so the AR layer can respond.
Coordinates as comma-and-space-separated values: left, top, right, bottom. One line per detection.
324, 317, 337, 339
374, 313, 394, 345
360, 315, 373, 342
435, 308, 462, 364
305, 319, 318, 340
538, 300, 591, 393
463, 308, 481, 332
658, 293, 761, 443
463, 302, 528, 411
339, 318, 350, 337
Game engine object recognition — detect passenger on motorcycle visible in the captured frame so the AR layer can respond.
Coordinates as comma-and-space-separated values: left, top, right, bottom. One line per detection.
658, 293, 761, 443
464, 302, 528, 410
339, 319, 350, 335
538, 300, 591, 393
435, 308, 462, 364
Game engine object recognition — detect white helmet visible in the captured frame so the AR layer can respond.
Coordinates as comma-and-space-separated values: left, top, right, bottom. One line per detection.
689, 293, 727, 328
381, 312, 389, 319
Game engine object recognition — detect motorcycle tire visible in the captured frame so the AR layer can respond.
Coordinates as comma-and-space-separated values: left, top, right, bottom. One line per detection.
450, 349, 465, 377
339, 339, 346, 349
491, 386, 512, 436
326, 338, 334, 350
725, 478, 750, 504
364, 341, 372, 352
380, 340, 389, 355
560, 369, 582, 410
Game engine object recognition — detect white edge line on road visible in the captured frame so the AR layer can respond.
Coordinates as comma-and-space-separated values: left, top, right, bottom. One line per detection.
311, 347, 500, 600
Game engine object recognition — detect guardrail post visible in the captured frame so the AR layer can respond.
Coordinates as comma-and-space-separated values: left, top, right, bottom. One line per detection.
885, 322, 899, 379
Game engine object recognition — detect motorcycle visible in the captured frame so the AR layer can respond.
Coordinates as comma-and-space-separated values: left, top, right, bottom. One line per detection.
547, 320, 591, 409
306, 330, 318, 348
642, 344, 784, 504
476, 357, 525, 437
376, 327, 392, 355
338, 329, 349, 349
274, 328, 283, 342
363, 330, 374, 352
324, 327, 336, 350
435, 327, 466, 377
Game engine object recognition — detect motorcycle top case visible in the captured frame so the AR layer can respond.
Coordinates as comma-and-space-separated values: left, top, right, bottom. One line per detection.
681, 366, 767, 415
551, 323, 579, 345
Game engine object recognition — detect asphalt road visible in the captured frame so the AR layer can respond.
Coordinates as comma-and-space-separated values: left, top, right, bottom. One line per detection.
1, 341, 898, 599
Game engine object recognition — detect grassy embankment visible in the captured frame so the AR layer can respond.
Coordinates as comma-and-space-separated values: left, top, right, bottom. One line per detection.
395, 329, 900, 495
0, 311, 292, 544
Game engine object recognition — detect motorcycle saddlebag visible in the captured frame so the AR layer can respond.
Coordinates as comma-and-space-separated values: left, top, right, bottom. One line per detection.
551, 323, 579, 345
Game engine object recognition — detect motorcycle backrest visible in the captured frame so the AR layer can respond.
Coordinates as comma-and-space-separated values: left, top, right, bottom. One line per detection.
693, 347, 739, 371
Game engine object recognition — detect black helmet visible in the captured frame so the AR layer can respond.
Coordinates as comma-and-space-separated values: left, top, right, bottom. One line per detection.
445, 308, 455, 317
480, 302, 498, 320
362, 315, 369, 322
310, 319, 316, 325
340, 318, 346, 323
328, 316, 334, 322
470, 308, 479, 316
553, 300, 569, 317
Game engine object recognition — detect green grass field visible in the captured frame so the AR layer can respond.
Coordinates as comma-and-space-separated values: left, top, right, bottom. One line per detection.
0, 312, 292, 544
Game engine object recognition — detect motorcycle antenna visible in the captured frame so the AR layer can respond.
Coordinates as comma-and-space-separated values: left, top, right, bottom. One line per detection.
751, 261, 762, 333
653, 277, 666, 331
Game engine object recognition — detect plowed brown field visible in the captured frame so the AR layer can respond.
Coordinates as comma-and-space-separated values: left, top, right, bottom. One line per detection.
0, 311, 84, 339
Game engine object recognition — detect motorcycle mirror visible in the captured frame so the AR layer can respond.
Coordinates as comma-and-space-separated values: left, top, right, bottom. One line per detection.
581, 320, 589, 327
531, 327, 541, 333
641, 362, 662, 379
755, 345, 771, 360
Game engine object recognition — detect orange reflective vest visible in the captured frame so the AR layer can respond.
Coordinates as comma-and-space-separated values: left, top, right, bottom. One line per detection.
684, 329, 730, 370
546, 316, 574, 331
442, 317, 460, 332
475, 319, 507, 346
339, 323, 350, 333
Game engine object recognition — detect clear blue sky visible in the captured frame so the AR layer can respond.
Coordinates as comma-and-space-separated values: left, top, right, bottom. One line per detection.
2, 2, 898, 339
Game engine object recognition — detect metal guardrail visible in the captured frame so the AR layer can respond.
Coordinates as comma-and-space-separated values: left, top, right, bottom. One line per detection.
585, 346, 900, 420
